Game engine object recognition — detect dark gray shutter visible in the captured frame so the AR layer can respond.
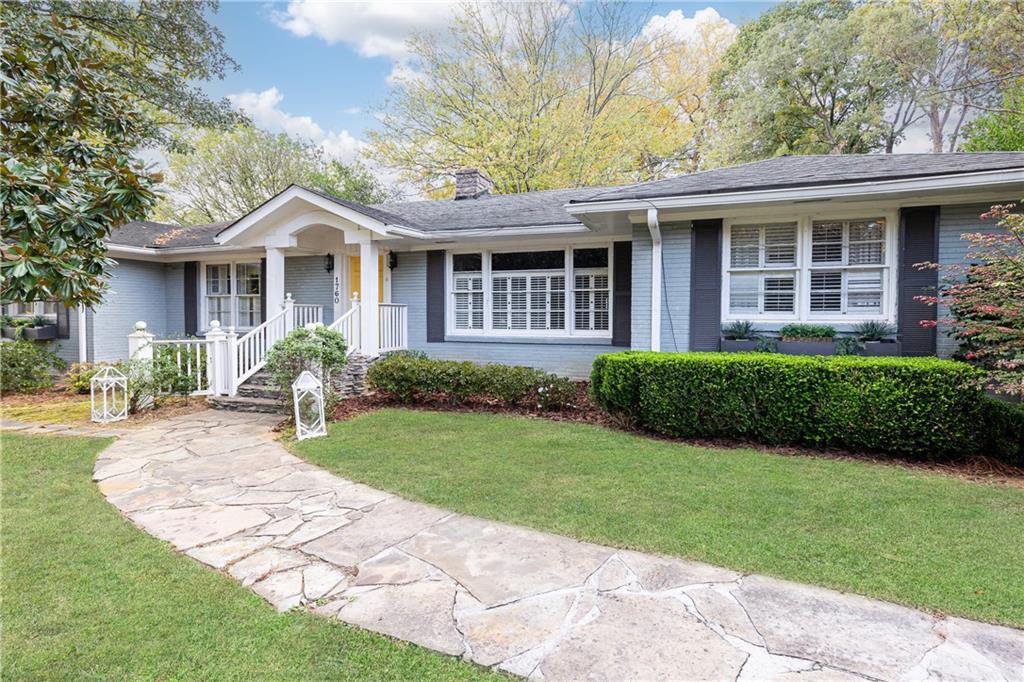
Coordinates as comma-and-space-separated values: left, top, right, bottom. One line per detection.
689, 219, 723, 351
259, 258, 267, 325
56, 305, 71, 339
184, 261, 199, 336
612, 241, 632, 347
426, 250, 445, 342
898, 207, 939, 356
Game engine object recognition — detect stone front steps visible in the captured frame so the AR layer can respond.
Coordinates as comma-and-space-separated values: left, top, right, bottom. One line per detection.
207, 353, 378, 414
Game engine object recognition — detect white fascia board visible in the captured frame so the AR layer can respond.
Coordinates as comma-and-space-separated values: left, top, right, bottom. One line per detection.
215, 186, 424, 244
564, 168, 1024, 216
106, 243, 264, 262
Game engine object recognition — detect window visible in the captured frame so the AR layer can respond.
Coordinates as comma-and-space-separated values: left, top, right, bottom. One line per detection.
727, 222, 798, 315
2, 301, 58, 320
452, 253, 483, 331
725, 215, 893, 322
447, 246, 613, 337
809, 218, 885, 316
203, 262, 262, 329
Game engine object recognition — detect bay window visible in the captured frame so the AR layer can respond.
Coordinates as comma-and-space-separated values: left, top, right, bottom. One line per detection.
202, 261, 262, 330
447, 246, 613, 338
725, 215, 893, 322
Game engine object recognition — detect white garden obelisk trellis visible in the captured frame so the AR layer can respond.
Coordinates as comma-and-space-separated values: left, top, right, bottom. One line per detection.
292, 370, 326, 440
90, 366, 128, 424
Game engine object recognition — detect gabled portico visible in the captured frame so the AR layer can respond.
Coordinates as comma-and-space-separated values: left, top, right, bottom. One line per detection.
217, 185, 420, 357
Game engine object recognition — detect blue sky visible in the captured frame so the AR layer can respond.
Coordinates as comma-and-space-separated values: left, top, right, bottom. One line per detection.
202, 2, 779, 162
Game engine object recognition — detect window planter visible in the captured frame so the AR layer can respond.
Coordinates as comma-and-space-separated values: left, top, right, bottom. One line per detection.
721, 339, 760, 352
861, 340, 901, 356
3, 325, 58, 341
777, 339, 836, 355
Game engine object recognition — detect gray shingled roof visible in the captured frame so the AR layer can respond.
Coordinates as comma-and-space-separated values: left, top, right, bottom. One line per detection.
108, 153, 1024, 248
573, 153, 1024, 203
107, 220, 229, 248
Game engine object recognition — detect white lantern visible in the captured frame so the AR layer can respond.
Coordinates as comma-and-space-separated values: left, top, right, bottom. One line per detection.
91, 366, 129, 424
292, 370, 326, 440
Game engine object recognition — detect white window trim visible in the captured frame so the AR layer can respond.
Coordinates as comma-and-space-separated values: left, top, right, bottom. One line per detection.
722, 211, 898, 324
445, 244, 616, 339
4, 301, 58, 319
199, 259, 263, 332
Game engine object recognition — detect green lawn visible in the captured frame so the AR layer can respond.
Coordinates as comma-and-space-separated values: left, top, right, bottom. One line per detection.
296, 409, 1024, 628
1, 432, 498, 681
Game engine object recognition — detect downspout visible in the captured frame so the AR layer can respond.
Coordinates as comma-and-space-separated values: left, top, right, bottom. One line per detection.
647, 207, 662, 352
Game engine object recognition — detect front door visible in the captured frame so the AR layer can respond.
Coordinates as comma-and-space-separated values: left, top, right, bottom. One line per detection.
348, 255, 385, 303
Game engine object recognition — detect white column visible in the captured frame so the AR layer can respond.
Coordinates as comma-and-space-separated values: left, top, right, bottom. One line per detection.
127, 321, 154, 361
266, 247, 286, 318
224, 326, 238, 396
332, 252, 346, 322
359, 240, 380, 355
647, 208, 662, 352
77, 304, 88, 363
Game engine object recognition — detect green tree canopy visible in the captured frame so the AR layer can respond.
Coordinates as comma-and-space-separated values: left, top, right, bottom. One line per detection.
155, 125, 396, 224
1, 1, 239, 307
962, 84, 1024, 152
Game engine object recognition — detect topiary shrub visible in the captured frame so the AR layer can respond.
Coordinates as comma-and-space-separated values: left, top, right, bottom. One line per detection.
265, 324, 348, 400
590, 352, 1004, 461
976, 397, 1024, 467
368, 355, 576, 410
0, 340, 65, 393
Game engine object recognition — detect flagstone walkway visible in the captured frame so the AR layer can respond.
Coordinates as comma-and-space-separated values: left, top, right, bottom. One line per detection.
91, 410, 1023, 681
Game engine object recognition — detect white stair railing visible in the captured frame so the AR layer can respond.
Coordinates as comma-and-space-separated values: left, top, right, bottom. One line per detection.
328, 295, 361, 356
378, 303, 408, 353
235, 304, 290, 386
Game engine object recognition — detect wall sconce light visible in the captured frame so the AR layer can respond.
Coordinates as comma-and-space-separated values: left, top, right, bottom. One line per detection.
324, 254, 334, 273
388, 252, 398, 270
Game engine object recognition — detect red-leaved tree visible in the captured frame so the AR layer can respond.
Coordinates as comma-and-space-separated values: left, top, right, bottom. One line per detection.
916, 203, 1024, 397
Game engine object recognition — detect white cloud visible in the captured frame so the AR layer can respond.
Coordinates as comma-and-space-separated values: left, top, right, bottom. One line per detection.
642, 7, 737, 44
341, 106, 363, 115
273, 1, 458, 61
228, 87, 364, 163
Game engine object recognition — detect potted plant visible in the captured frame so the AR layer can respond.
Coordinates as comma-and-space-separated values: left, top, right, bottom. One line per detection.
721, 320, 761, 352
3, 315, 58, 341
777, 324, 837, 355
0, 315, 17, 340
854, 321, 900, 356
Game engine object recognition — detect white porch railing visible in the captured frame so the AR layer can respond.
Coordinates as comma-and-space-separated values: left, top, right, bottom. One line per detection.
150, 338, 213, 395
328, 296, 361, 357
293, 303, 322, 327
130, 291, 408, 398
378, 303, 408, 353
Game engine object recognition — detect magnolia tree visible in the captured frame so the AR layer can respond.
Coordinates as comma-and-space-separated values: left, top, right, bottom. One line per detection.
917, 204, 1024, 396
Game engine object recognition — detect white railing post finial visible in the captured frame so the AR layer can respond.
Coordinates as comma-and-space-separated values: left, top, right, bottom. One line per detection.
128, 320, 154, 361
284, 292, 295, 334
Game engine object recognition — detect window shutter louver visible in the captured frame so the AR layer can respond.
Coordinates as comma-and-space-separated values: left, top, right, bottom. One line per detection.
898, 207, 939, 356
690, 220, 723, 351
612, 241, 632, 347
426, 250, 445, 342
184, 261, 199, 336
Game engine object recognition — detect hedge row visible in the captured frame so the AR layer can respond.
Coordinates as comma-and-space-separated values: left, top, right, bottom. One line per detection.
367, 354, 576, 410
590, 352, 1023, 464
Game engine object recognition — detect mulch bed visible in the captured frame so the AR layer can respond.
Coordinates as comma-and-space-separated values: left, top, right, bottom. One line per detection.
329, 384, 1024, 490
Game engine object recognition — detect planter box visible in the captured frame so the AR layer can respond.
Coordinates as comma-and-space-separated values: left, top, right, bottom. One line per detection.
777, 340, 836, 356
22, 325, 57, 341
861, 340, 901, 357
721, 339, 760, 352
1, 326, 19, 340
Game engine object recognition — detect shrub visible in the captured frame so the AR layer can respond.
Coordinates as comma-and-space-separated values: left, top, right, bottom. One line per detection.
976, 397, 1024, 467
66, 362, 102, 394
779, 323, 836, 340
265, 325, 348, 399
834, 337, 863, 356
854, 320, 896, 341
0, 340, 65, 393
590, 352, 1004, 461
723, 320, 759, 340
368, 355, 576, 410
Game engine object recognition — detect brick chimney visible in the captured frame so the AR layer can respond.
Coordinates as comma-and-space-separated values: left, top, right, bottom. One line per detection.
453, 168, 493, 200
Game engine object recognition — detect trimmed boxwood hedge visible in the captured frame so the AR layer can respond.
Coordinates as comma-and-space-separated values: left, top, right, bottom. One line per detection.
590, 352, 1022, 464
